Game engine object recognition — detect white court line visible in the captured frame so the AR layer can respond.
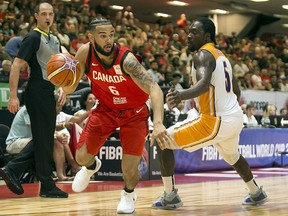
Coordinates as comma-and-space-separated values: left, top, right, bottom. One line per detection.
223, 171, 238, 173
184, 173, 258, 178
223, 170, 288, 175
258, 167, 288, 171
57, 180, 104, 184
248, 171, 288, 175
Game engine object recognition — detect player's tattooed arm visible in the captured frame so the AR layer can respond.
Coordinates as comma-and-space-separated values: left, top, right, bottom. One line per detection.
123, 52, 156, 94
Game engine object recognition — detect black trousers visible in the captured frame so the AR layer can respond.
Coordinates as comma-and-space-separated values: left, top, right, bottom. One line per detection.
25, 79, 56, 190
6, 140, 34, 178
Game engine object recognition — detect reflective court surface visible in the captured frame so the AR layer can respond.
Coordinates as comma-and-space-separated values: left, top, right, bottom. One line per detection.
0, 167, 287, 216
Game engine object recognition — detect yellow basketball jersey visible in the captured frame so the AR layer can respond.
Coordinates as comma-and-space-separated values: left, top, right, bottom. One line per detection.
191, 43, 241, 117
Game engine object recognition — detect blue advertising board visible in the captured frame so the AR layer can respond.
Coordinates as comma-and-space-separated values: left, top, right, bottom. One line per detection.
174, 128, 288, 173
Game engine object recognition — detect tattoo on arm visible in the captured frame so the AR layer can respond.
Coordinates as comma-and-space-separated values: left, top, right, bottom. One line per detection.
123, 56, 155, 91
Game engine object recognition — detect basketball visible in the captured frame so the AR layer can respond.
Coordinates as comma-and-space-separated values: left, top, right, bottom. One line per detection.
46, 53, 80, 87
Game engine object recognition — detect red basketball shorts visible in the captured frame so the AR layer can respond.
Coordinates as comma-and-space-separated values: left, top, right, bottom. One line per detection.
77, 103, 150, 156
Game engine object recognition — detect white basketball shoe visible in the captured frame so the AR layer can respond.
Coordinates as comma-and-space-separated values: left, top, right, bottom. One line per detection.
72, 156, 102, 192
116, 190, 137, 214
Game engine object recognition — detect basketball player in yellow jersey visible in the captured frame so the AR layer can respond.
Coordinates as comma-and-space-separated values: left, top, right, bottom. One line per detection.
151, 17, 268, 209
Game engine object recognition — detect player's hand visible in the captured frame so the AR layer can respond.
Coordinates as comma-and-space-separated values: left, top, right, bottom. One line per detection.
57, 133, 69, 144
8, 96, 20, 114
65, 122, 73, 130
150, 122, 175, 150
55, 87, 67, 105
166, 89, 181, 108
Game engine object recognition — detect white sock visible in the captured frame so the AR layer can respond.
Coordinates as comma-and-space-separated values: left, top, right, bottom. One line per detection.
162, 176, 175, 194
246, 179, 259, 194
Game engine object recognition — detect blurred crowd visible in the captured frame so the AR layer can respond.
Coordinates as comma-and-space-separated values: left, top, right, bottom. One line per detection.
1, 0, 288, 95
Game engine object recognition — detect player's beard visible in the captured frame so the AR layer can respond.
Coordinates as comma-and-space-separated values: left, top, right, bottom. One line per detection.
94, 39, 114, 56
187, 42, 196, 52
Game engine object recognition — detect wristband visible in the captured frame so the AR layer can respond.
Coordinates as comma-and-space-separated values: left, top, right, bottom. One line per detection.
63, 122, 66, 129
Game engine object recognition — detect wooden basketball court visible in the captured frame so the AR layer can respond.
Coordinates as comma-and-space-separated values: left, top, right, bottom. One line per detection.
0, 167, 287, 215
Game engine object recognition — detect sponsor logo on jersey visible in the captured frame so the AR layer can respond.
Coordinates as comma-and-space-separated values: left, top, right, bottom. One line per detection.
113, 97, 127, 104
92, 70, 126, 83
113, 64, 122, 75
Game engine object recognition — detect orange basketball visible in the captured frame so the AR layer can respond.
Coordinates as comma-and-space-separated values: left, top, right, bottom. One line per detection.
46, 53, 80, 87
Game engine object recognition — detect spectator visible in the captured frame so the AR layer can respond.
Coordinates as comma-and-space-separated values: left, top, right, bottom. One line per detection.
67, 23, 77, 42
95, 0, 109, 18
77, 3, 90, 30
1, 21, 15, 43
0, 59, 12, 82
54, 98, 86, 181
261, 104, 277, 127
5, 106, 32, 155
176, 13, 188, 29
158, 70, 174, 89
251, 67, 265, 90
71, 31, 87, 54
171, 72, 183, 90
280, 107, 287, 117
121, 5, 134, 22
243, 104, 258, 128
270, 74, 280, 91
233, 57, 249, 78
0, 0, 8, 15
57, 24, 70, 53
280, 48, 288, 63
27, 15, 36, 31
118, 37, 129, 48
74, 90, 97, 128
4, 29, 28, 59
147, 60, 164, 84
169, 33, 182, 54
0, 32, 5, 47
175, 100, 188, 121
241, 103, 247, 114
14, 14, 29, 33
279, 76, 288, 92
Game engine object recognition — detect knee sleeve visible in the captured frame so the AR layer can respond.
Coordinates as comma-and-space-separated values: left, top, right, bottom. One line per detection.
232, 154, 253, 182
156, 144, 175, 176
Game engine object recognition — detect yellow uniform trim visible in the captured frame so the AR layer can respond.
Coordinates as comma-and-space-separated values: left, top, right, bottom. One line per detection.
174, 114, 221, 148
200, 43, 224, 59
34, 27, 49, 37
174, 43, 223, 148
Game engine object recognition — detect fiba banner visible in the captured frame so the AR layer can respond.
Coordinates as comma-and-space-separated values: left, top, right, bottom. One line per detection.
94, 140, 150, 181
173, 128, 288, 173
90, 128, 287, 181
240, 90, 288, 115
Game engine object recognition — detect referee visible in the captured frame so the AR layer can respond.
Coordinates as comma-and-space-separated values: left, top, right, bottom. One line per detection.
6, 2, 68, 198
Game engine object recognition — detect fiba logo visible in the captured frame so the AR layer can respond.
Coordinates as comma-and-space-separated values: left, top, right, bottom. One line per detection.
98, 146, 122, 160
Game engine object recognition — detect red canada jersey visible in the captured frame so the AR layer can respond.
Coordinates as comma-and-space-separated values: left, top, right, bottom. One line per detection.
85, 43, 149, 110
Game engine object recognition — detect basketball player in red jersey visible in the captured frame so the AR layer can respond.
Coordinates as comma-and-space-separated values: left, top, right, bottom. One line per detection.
62, 18, 174, 214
